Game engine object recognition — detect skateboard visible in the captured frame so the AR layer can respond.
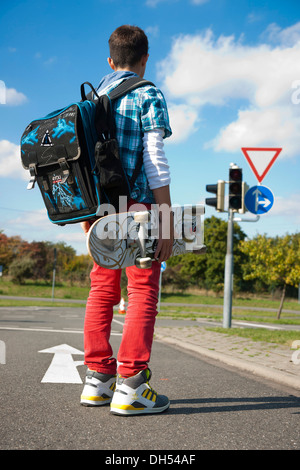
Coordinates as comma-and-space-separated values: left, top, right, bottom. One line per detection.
87, 204, 206, 269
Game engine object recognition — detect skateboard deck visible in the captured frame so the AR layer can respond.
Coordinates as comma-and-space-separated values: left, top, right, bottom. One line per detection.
87, 204, 206, 269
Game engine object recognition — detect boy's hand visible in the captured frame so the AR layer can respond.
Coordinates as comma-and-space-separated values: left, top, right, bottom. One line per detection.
152, 185, 174, 263
81, 221, 91, 235
154, 208, 174, 262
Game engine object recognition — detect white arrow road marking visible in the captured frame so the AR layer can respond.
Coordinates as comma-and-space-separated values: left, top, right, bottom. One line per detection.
39, 344, 84, 384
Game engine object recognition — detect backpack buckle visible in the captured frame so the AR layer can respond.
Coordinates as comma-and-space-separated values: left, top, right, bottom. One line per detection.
57, 158, 70, 184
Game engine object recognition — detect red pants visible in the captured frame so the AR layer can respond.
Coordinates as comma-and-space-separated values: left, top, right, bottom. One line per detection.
84, 261, 161, 377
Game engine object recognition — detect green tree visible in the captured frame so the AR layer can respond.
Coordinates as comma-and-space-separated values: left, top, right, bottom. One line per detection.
240, 233, 300, 318
0, 233, 26, 274
165, 216, 247, 292
63, 253, 93, 284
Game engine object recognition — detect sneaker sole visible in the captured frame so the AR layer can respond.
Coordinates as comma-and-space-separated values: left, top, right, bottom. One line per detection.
110, 402, 170, 416
80, 396, 112, 406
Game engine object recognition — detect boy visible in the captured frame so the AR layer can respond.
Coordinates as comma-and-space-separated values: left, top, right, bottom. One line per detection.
80, 25, 173, 416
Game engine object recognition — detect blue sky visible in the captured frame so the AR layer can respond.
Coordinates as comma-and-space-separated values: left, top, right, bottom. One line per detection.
1, 0, 300, 255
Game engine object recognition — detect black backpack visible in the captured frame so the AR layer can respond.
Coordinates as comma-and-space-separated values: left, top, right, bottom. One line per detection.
20, 77, 154, 225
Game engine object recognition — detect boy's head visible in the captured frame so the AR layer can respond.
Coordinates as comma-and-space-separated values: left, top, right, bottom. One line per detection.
108, 25, 149, 68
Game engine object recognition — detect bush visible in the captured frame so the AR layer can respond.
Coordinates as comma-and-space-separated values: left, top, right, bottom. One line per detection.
9, 256, 36, 284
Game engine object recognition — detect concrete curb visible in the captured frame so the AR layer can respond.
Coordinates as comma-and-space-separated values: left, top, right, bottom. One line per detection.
155, 334, 300, 392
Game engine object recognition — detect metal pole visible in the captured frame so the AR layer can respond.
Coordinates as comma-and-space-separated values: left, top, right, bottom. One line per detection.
158, 269, 162, 312
223, 209, 234, 328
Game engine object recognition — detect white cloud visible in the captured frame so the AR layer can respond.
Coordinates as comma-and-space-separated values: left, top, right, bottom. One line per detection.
247, 12, 263, 24
0, 81, 5, 104
160, 29, 300, 107
9, 209, 48, 228
0, 140, 28, 180
5, 87, 27, 106
167, 103, 199, 143
263, 21, 300, 47
56, 232, 86, 243
145, 25, 159, 38
158, 25, 300, 156
266, 193, 300, 224
209, 106, 300, 157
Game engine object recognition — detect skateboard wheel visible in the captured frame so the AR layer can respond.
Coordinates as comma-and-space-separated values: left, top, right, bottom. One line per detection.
134, 211, 149, 223
136, 257, 152, 269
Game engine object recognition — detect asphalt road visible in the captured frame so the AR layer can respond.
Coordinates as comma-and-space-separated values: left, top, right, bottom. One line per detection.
0, 305, 300, 452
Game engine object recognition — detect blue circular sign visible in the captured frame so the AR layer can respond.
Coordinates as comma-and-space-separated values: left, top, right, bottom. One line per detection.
245, 185, 274, 215
161, 261, 167, 272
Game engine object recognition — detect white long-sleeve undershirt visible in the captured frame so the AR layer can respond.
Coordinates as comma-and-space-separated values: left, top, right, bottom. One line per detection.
142, 129, 171, 190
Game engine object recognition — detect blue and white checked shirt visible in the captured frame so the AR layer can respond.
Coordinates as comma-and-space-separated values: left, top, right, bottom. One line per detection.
97, 72, 172, 203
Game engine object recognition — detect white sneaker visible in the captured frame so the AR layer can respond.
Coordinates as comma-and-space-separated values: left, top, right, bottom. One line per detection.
110, 369, 170, 416
80, 369, 116, 406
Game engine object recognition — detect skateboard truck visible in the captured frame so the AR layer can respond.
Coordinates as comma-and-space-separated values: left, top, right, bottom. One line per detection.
134, 211, 152, 269
181, 206, 196, 243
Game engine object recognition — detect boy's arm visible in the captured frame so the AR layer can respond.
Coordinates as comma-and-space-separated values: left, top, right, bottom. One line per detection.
142, 129, 173, 262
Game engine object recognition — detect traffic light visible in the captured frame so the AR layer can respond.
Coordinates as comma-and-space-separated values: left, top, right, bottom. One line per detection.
205, 180, 225, 212
228, 166, 242, 211
239, 182, 249, 214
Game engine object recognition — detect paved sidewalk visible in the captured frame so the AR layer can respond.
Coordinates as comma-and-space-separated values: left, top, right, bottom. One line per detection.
154, 325, 300, 392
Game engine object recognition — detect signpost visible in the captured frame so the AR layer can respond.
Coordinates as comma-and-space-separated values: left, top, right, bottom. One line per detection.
241, 148, 282, 183
223, 148, 281, 329
245, 185, 274, 215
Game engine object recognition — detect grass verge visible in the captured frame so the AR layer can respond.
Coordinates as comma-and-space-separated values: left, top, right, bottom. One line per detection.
205, 326, 300, 348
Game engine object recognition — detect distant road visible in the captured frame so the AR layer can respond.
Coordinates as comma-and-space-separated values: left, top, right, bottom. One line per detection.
0, 295, 86, 304
0, 295, 299, 314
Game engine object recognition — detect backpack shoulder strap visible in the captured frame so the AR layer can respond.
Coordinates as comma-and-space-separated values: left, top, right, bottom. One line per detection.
80, 77, 155, 102
91, 77, 156, 192
108, 77, 156, 191
108, 77, 155, 101
80, 81, 100, 102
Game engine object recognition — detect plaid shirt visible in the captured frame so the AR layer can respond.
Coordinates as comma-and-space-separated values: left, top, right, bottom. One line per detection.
97, 75, 172, 203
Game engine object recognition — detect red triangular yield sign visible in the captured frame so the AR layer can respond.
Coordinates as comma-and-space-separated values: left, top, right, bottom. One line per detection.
241, 148, 282, 183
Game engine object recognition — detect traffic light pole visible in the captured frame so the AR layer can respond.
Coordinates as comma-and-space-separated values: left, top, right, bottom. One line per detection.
206, 164, 259, 328
223, 209, 234, 328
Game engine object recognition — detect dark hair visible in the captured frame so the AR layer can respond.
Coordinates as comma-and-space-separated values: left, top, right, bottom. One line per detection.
109, 25, 149, 67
